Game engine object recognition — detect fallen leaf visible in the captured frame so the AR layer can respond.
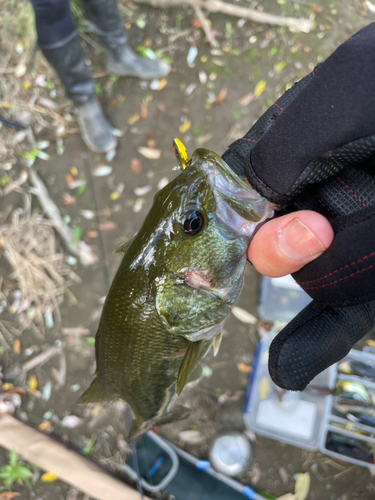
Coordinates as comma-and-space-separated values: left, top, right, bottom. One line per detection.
41, 472, 58, 482
14, 63, 27, 78
61, 415, 84, 428
178, 430, 205, 445
70, 166, 78, 176
93, 165, 112, 177
134, 185, 152, 196
179, 120, 191, 134
131, 157, 142, 174
22, 81, 31, 90
87, 230, 98, 238
157, 79, 168, 91
237, 362, 252, 374
138, 147, 161, 159
65, 173, 74, 187
110, 192, 119, 200
199, 71, 207, 84
187, 46, 198, 66
214, 88, 227, 105
62, 193, 76, 205
38, 97, 57, 110
254, 80, 266, 97
13, 339, 21, 355
258, 377, 270, 400
295, 472, 310, 500
147, 139, 155, 148
38, 421, 52, 432
238, 92, 254, 107
128, 113, 140, 125
231, 307, 257, 324
157, 177, 169, 190
97, 221, 118, 231
185, 83, 197, 96
140, 103, 148, 119
28, 374, 38, 392
0, 493, 21, 499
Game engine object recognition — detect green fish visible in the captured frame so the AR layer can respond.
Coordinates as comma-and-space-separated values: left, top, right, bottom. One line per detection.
80, 147, 273, 438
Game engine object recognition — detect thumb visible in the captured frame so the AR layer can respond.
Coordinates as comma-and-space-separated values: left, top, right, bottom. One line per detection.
269, 300, 375, 391
248, 210, 334, 277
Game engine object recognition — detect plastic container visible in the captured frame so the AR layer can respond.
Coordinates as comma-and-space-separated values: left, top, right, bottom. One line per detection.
243, 332, 375, 468
258, 275, 311, 323
243, 331, 336, 451
319, 349, 375, 469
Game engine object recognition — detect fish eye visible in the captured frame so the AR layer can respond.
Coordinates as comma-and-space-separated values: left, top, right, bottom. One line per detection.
182, 211, 205, 236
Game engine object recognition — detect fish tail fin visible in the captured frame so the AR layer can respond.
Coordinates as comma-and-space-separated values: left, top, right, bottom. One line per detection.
78, 377, 115, 404
129, 405, 191, 440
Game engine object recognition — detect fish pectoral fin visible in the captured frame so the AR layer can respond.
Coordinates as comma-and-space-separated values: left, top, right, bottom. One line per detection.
213, 332, 223, 357
114, 237, 134, 255
129, 405, 191, 440
78, 377, 115, 403
177, 340, 204, 396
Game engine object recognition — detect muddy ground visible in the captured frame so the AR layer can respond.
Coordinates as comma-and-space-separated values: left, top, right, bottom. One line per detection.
1, 0, 375, 498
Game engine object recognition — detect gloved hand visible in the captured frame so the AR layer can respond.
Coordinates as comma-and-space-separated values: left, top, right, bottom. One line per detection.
222, 23, 375, 391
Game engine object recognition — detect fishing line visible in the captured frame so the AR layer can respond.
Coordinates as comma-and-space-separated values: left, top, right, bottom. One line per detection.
83, 153, 111, 292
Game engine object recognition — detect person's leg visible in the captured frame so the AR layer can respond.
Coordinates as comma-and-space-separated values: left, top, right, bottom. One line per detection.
30, 0, 117, 153
80, 0, 170, 79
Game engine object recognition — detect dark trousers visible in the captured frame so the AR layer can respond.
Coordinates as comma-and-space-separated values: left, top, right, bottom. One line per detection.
30, 0, 123, 47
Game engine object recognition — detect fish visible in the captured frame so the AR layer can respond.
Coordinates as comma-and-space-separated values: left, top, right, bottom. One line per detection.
80, 144, 273, 438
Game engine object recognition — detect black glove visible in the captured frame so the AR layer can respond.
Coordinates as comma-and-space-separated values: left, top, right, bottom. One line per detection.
222, 23, 375, 391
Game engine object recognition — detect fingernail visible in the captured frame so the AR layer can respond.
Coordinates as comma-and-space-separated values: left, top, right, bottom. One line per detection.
278, 218, 326, 261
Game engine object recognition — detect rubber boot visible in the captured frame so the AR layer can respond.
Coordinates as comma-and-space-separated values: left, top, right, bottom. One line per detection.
81, 0, 171, 79
40, 33, 117, 153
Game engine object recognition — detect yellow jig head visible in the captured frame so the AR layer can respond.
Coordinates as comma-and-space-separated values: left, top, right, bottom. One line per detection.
173, 138, 189, 171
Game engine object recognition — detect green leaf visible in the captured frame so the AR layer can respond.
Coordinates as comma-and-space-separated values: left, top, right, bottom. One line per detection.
17, 467, 33, 479
82, 435, 96, 455
9, 450, 17, 467
85, 337, 95, 346
232, 107, 240, 119
75, 183, 86, 199
109, 75, 119, 82
274, 61, 286, 72
71, 226, 83, 246
95, 83, 103, 96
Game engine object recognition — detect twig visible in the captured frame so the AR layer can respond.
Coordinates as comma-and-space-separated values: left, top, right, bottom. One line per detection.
28, 168, 97, 267
21, 344, 64, 373
193, 4, 219, 48
133, 0, 313, 33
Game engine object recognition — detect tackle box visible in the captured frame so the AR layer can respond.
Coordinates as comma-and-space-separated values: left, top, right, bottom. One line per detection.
243, 332, 375, 469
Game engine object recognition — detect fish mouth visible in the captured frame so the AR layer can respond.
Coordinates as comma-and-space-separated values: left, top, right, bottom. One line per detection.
193, 148, 274, 239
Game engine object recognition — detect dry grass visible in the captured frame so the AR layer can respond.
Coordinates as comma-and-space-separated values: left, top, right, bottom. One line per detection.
0, 196, 81, 334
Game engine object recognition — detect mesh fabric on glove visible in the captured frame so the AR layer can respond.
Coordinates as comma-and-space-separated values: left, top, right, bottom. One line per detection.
222, 23, 375, 391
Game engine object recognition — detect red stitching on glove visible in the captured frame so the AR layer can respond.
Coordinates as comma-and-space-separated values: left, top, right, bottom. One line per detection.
297, 251, 375, 285
301, 264, 374, 290
273, 103, 284, 111
241, 138, 257, 143
335, 175, 367, 208
246, 155, 289, 201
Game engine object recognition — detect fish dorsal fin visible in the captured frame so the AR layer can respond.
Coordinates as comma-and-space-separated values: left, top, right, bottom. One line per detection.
115, 237, 134, 255
177, 341, 203, 395
78, 377, 115, 403
213, 332, 223, 357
